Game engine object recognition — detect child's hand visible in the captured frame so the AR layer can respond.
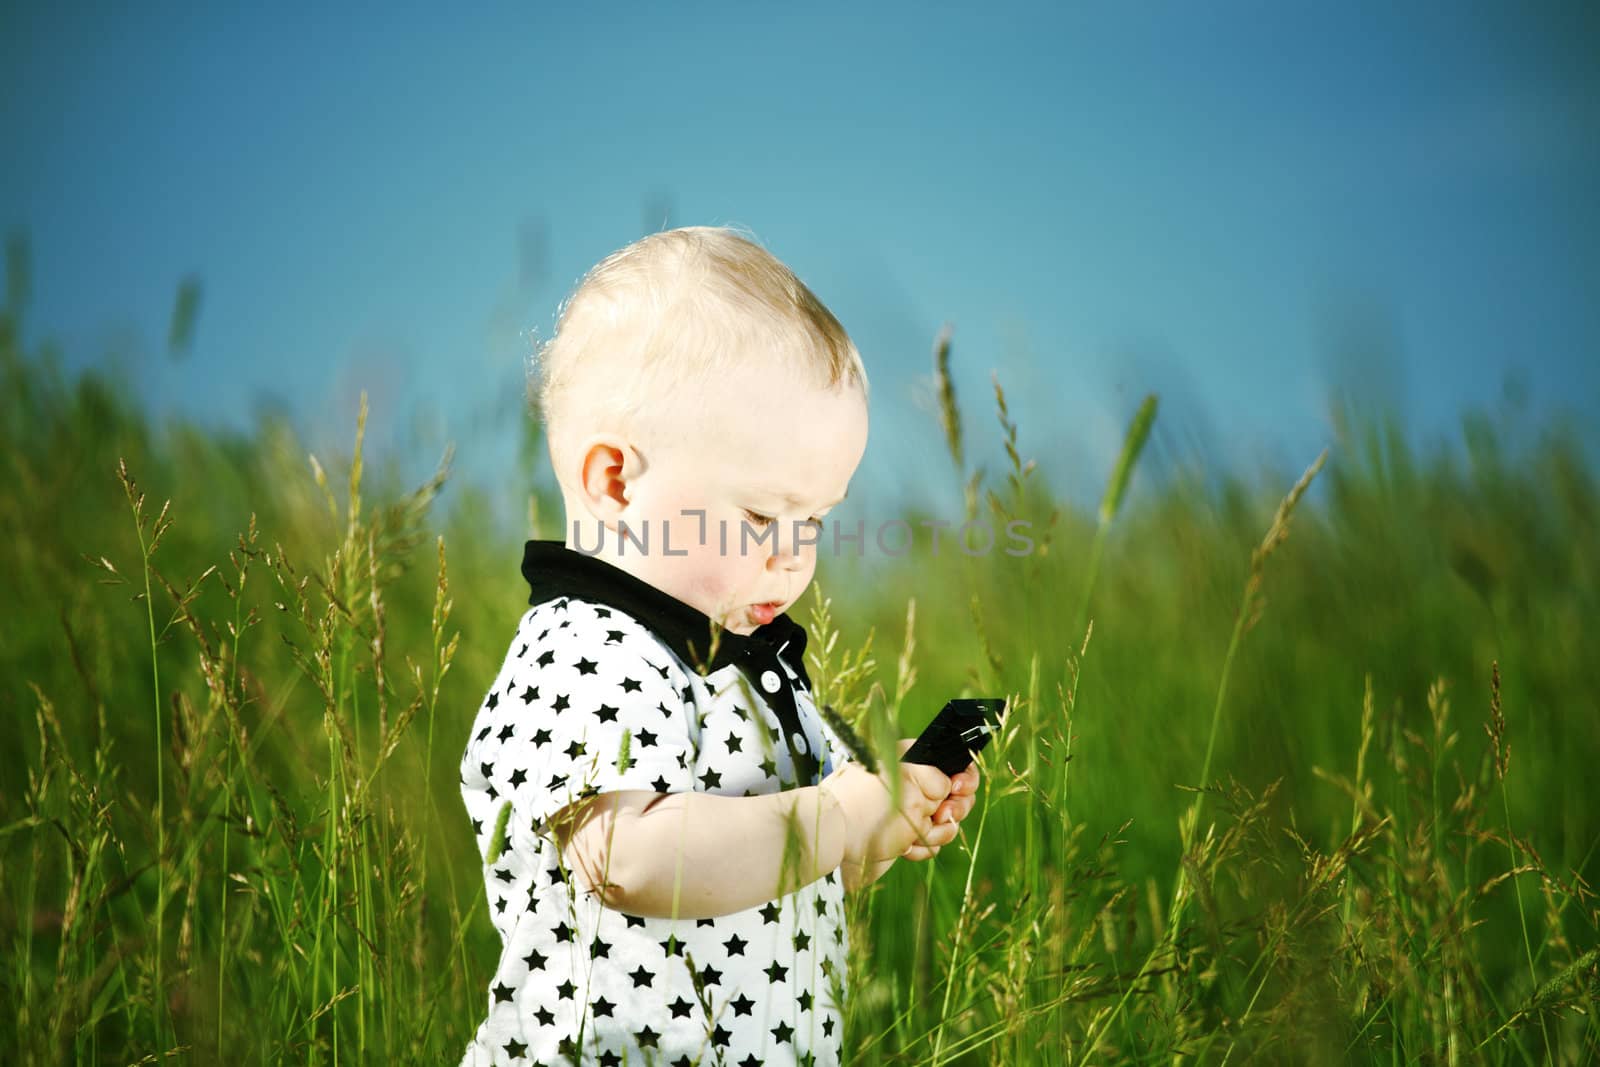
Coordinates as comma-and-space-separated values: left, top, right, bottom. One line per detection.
820, 751, 951, 871
902, 748, 981, 862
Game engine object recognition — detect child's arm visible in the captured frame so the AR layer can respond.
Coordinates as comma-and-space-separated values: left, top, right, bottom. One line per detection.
554, 758, 955, 918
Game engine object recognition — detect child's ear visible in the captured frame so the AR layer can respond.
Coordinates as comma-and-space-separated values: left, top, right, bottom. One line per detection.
577, 434, 642, 515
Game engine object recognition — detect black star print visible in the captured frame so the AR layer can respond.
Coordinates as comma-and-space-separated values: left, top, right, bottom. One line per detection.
494, 897, 507, 914
476, 725, 491, 741
524, 891, 538, 914
480, 761, 494, 779
504, 1038, 526, 1059
594, 606, 611, 618
493, 867, 513, 883
467, 589, 860, 1061
486, 692, 499, 710
599, 1052, 620, 1067
823, 1016, 836, 1037
517, 643, 528, 657
470, 817, 482, 836
815, 894, 828, 917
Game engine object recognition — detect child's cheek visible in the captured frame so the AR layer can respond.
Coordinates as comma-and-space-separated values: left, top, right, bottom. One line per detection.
684, 552, 740, 610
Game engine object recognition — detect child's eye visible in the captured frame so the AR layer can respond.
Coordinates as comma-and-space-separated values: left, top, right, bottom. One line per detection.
742, 509, 776, 528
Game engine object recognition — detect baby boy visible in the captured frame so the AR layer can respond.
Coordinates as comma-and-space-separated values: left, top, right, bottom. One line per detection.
459, 226, 982, 1067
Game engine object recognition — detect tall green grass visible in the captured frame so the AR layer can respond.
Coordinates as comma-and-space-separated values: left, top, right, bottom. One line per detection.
2, 258, 1596, 1063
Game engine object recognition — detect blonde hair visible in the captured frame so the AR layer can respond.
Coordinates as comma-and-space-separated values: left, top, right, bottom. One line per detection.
532, 225, 868, 483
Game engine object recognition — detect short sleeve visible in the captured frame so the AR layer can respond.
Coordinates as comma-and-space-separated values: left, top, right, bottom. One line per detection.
462, 600, 700, 837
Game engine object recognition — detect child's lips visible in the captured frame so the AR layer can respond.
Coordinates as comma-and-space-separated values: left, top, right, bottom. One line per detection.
749, 601, 783, 625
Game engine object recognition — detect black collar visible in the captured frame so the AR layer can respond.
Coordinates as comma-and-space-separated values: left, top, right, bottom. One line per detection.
521, 540, 811, 688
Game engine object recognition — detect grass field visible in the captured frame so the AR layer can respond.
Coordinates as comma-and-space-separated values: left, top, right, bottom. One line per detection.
3, 255, 1597, 1063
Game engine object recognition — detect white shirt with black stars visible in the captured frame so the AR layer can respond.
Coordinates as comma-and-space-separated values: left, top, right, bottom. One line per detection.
459, 540, 855, 1067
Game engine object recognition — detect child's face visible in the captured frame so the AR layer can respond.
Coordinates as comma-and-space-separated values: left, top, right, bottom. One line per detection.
613, 365, 868, 637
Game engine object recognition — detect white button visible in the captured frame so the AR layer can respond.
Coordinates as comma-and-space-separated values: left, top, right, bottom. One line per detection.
794, 733, 810, 753
760, 670, 782, 694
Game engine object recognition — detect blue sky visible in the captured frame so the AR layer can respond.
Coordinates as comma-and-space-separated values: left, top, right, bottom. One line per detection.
4, 2, 1597, 533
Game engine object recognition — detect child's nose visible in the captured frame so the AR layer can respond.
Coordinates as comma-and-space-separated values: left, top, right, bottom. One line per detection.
768, 532, 812, 570
769, 544, 806, 570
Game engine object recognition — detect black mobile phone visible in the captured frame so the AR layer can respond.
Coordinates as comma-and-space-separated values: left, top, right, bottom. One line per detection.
901, 698, 1007, 776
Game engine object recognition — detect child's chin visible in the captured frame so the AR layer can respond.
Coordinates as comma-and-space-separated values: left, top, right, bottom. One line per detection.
722, 615, 757, 636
